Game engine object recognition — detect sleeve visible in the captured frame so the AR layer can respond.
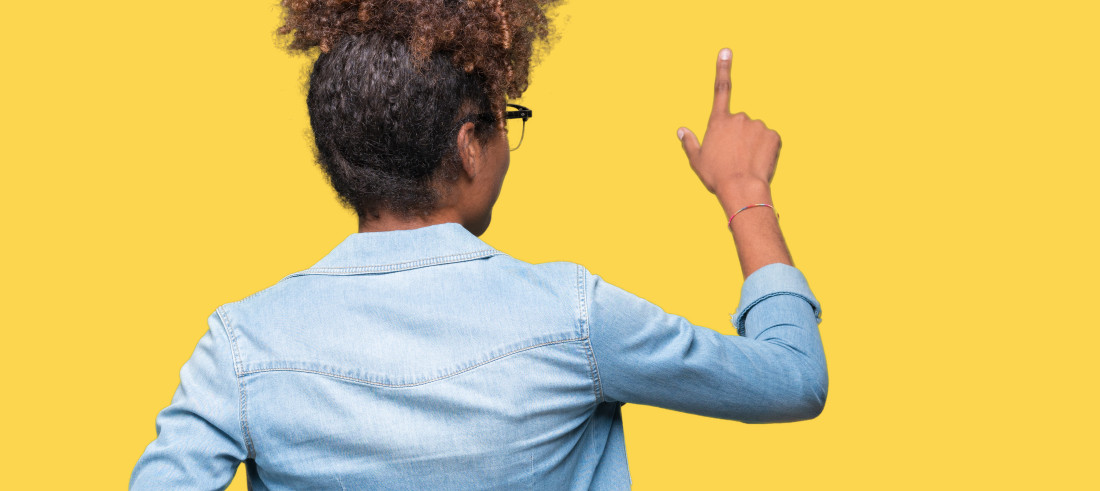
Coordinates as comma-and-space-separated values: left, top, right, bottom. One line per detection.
586, 263, 828, 423
130, 307, 250, 490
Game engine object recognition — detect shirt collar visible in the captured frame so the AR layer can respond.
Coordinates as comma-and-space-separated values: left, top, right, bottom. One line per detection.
301, 222, 501, 274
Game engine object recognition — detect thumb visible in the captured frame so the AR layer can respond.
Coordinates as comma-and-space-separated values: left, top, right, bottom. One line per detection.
677, 127, 701, 162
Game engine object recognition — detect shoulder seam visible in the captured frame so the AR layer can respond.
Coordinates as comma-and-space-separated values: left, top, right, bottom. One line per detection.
577, 264, 605, 403
216, 305, 256, 459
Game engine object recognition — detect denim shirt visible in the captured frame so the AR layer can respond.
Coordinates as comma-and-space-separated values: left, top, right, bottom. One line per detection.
131, 222, 826, 490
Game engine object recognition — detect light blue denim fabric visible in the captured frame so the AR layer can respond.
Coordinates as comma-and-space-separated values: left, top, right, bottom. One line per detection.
131, 222, 826, 490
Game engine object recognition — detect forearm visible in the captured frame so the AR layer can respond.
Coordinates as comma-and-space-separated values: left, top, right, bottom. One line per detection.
715, 180, 793, 278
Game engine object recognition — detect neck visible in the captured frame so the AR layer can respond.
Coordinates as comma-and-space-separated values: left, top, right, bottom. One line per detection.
357, 214, 450, 234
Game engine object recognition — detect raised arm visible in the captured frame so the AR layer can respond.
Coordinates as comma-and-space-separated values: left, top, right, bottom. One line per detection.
677, 47, 791, 278
585, 48, 825, 423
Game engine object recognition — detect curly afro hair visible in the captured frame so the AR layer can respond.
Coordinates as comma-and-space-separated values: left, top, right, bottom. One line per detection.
276, 0, 563, 220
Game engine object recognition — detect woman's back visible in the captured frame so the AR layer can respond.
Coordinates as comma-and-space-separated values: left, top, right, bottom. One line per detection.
226, 223, 616, 489
131, 223, 824, 490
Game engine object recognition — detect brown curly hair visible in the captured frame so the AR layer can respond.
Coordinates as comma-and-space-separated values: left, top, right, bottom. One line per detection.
278, 0, 561, 127
274, 0, 562, 220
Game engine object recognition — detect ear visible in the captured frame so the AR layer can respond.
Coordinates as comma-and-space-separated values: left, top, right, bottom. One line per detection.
455, 121, 482, 179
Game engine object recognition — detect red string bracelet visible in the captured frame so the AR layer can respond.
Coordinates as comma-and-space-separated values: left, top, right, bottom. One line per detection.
728, 203, 776, 228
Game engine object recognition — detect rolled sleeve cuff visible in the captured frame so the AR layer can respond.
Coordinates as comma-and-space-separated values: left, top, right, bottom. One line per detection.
731, 263, 822, 336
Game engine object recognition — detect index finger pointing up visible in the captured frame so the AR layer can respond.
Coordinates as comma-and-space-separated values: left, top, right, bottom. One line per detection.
712, 48, 732, 117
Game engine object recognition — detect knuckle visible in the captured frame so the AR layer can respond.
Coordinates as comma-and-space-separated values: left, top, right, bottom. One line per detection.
714, 80, 731, 93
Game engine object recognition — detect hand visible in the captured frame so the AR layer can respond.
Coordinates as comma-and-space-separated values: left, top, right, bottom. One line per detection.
677, 48, 782, 195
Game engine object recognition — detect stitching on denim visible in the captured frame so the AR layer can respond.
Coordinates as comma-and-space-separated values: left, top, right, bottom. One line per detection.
280, 250, 501, 279
217, 306, 255, 459
235, 283, 278, 304
231, 250, 502, 305
577, 264, 604, 404
735, 292, 819, 337
238, 336, 587, 388
308, 249, 498, 271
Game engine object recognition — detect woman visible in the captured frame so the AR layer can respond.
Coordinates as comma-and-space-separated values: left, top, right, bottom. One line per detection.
131, 1, 827, 489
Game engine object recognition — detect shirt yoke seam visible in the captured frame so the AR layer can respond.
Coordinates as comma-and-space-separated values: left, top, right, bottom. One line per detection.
217, 305, 256, 459
238, 336, 588, 388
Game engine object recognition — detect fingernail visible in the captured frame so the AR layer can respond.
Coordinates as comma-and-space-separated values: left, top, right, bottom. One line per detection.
719, 48, 731, 60
677, 128, 685, 140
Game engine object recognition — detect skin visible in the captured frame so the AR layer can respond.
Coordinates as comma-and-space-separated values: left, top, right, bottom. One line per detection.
362, 48, 792, 279
357, 120, 510, 237
677, 47, 794, 278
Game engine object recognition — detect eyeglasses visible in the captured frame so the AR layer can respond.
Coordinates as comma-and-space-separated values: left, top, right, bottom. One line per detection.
463, 103, 532, 151
503, 104, 532, 151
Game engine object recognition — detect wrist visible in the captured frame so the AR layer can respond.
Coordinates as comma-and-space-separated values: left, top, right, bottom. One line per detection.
715, 180, 772, 216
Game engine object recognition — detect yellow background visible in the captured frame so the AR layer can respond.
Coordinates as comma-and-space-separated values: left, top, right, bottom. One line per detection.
3, 1, 1097, 489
